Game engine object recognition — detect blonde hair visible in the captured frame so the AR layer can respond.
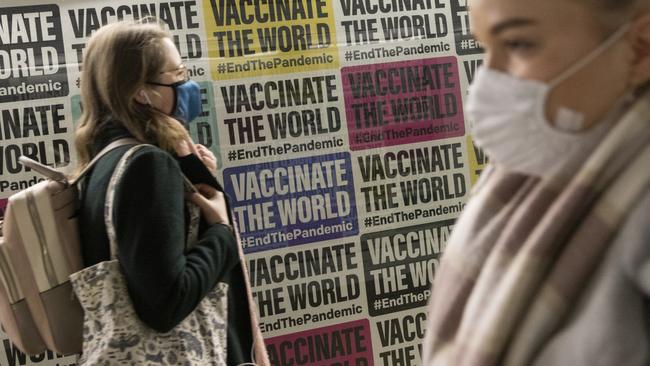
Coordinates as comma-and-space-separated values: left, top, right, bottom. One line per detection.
587, 0, 650, 30
74, 19, 188, 173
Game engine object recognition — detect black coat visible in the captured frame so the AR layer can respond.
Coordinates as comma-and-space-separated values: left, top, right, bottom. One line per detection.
79, 123, 253, 364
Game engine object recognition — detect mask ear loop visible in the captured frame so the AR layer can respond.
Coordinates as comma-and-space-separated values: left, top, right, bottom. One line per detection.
140, 89, 154, 106
548, 23, 631, 89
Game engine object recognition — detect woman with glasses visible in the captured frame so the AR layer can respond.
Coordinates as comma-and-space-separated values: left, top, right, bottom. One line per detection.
422, 0, 650, 365
73, 19, 268, 365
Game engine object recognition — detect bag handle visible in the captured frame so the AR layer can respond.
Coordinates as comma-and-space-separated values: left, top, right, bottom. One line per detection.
18, 138, 140, 186
104, 144, 212, 259
104, 144, 150, 260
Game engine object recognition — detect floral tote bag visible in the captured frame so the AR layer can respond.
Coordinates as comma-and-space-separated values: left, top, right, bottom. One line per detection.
70, 144, 228, 365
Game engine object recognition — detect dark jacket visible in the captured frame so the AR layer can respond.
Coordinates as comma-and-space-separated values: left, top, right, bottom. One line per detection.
78, 123, 253, 364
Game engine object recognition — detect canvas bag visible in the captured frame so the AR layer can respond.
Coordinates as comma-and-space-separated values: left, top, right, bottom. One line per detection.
0, 138, 139, 355
69, 144, 228, 365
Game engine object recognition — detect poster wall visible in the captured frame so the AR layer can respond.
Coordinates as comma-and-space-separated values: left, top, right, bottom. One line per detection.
0, 1, 487, 365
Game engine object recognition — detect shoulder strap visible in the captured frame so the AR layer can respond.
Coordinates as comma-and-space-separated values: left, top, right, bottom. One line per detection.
104, 144, 204, 259
70, 138, 141, 185
104, 144, 151, 260
17, 138, 140, 185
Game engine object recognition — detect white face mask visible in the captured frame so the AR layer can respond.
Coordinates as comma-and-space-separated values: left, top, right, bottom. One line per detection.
467, 24, 630, 179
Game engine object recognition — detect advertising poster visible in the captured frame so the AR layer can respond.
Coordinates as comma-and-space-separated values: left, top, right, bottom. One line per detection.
0, 1, 485, 364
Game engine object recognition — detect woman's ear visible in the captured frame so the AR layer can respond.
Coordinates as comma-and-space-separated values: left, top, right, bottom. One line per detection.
133, 89, 151, 105
629, 12, 650, 87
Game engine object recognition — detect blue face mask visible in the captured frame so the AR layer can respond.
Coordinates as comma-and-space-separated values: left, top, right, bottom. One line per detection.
146, 79, 202, 124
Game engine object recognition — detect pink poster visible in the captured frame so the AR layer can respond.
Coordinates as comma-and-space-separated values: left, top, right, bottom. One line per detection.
342, 57, 464, 151
265, 319, 374, 366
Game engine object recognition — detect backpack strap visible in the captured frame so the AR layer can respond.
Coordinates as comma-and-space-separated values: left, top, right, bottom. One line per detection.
18, 138, 140, 186
17, 156, 68, 183
70, 138, 141, 185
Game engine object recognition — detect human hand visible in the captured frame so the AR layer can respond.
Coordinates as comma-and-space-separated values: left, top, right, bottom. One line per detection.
187, 183, 230, 226
194, 144, 217, 173
174, 135, 217, 174
173, 134, 198, 157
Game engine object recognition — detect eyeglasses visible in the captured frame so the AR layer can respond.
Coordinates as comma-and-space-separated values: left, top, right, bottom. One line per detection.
146, 64, 188, 87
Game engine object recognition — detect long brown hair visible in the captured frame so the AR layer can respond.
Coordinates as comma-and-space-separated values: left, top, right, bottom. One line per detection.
74, 20, 187, 173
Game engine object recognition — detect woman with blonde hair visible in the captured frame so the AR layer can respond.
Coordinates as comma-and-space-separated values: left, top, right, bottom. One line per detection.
73, 19, 268, 365
423, 0, 650, 365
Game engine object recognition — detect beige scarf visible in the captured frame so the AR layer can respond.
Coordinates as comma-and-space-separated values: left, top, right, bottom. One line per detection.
422, 92, 650, 365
